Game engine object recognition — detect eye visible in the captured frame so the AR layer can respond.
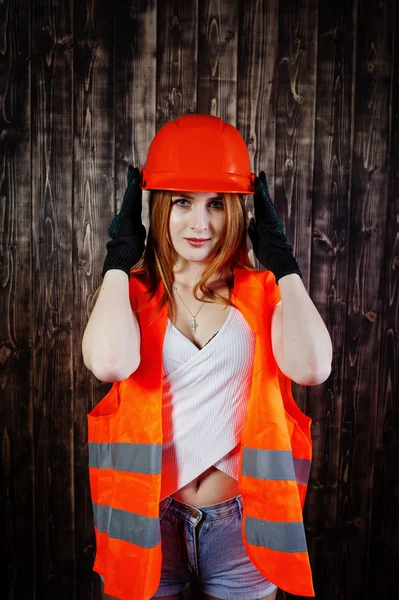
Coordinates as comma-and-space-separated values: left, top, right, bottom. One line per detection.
171, 198, 190, 206
209, 200, 224, 209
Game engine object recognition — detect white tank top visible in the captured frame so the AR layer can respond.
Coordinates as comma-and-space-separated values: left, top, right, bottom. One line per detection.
160, 306, 256, 501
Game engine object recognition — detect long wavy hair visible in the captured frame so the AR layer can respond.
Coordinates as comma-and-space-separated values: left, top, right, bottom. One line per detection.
94, 190, 255, 320
134, 190, 255, 320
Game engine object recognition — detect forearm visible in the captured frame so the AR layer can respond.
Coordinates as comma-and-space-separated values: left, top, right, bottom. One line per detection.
82, 270, 141, 381
276, 273, 332, 384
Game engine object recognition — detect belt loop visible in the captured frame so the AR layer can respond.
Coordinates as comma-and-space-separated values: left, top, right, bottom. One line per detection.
236, 493, 243, 518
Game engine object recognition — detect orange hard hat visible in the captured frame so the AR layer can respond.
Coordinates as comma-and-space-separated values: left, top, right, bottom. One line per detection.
141, 114, 255, 194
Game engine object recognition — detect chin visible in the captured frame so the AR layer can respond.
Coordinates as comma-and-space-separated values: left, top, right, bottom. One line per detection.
183, 253, 213, 263
175, 247, 215, 263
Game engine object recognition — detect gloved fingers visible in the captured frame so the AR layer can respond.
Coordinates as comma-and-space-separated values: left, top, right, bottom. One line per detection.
127, 165, 141, 186
255, 171, 269, 195
120, 165, 143, 220
249, 221, 290, 250
259, 170, 268, 187
253, 176, 268, 222
255, 171, 273, 205
256, 218, 291, 245
107, 166, 143, 238
107, 222, 146, 243
254, 171, 287, 231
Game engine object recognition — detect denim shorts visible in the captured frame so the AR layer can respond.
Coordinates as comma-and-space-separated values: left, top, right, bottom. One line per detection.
151, 493, 277, 599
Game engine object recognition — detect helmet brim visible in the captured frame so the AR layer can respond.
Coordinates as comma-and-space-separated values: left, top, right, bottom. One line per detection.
141, 169, 255, 195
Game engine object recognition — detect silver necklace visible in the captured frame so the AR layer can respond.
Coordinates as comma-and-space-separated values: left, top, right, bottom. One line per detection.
172, 285, 205, 332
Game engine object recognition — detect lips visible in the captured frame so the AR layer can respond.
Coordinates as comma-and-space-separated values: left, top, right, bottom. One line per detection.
185, 237, 211, 247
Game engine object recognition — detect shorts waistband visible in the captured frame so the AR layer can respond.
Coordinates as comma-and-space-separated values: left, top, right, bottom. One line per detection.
159, 494, 243, 522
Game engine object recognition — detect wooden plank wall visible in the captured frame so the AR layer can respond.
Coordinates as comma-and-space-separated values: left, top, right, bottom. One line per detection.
0, 1, 397, 599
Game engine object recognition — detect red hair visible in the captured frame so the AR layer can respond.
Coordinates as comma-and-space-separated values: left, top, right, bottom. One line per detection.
131, 190, 255, 320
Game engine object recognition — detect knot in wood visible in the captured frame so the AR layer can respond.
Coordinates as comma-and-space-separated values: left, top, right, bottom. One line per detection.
0, 345, 12, 365
41, 25, 52, 37
364, 311, 377, 323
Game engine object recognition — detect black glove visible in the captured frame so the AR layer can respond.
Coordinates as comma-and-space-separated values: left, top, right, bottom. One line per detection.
248, 171, 302, 284
101, 165, 146, 279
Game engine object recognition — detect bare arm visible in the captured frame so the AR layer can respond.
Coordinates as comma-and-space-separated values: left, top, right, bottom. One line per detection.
82, 269, 141, 381
271, 273, 332, 386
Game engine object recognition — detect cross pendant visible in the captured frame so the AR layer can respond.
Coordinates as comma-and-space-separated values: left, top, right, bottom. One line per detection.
190, 318, 198, 332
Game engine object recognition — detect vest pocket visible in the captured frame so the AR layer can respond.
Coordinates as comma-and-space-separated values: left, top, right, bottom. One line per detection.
88, 382, 121, 420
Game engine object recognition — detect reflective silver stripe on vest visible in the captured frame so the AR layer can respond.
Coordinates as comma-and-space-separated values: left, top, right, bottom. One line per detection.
92, 502, 161, 548
88, 442, 162, 474
245, 516, 308, 553
294, 457, 311, 485
242, 447, 296, 480
242, 447, 311, 485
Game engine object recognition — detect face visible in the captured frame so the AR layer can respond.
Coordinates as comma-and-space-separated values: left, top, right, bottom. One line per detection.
168, 191, 226, 267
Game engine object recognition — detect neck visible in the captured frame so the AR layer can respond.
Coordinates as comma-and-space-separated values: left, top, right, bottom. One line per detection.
172, 261, 212, 287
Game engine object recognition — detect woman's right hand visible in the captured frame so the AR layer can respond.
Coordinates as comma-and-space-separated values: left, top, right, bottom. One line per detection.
101, 165, 147, 279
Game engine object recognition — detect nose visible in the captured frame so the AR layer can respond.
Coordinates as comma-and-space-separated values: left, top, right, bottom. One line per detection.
190, 203, 209, 230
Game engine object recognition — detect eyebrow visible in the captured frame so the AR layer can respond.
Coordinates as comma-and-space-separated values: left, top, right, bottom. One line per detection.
171, 192, 222, 200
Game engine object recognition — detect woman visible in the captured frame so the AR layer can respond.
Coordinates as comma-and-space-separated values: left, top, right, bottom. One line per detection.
82, 115, 332, 600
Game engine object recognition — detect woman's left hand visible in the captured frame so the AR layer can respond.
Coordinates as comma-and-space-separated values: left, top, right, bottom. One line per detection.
248, 171, 303, 284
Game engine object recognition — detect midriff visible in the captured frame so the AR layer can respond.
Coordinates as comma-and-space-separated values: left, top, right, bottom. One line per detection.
170, 461, 239, 508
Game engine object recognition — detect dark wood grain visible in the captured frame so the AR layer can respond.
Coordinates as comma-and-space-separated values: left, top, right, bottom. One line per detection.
237, 0, 279, 185
1, 1, 398, 598
0, 0, 32, 598
274, 0, 318, 448
304, 2, 357, 599
274, 2, 318, 595
115, 0, 157, 236
367, 2, 399, 596
31, 1, 75, 598
338, 0, 397, 598
197, 0, 238, 122
73, 0, 115, 598
156, 0, 198, 128
236, 0, 280, 269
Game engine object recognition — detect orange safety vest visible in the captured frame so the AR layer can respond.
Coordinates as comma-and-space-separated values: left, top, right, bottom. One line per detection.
87, 267, 315, 599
